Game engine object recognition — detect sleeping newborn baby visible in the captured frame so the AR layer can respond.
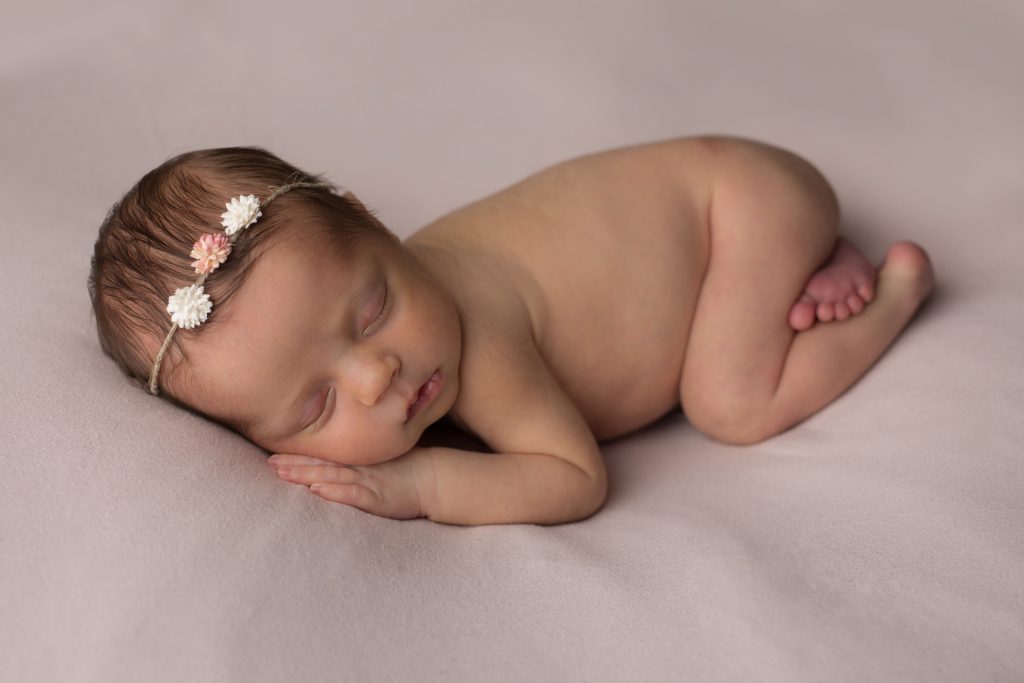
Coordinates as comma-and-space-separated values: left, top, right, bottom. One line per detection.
88, 136, 934, 526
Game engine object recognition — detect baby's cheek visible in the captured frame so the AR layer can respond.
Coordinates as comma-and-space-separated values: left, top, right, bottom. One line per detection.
321, 417, 411, 466
419, 300, 460, 350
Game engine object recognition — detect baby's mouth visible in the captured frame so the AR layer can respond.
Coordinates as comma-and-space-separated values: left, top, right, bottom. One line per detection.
407, 369, 442, 421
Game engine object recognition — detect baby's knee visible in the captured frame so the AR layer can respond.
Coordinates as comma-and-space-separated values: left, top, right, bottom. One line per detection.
682, 388, 779, 446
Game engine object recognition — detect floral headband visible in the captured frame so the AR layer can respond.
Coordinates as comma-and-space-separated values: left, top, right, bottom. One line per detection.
147, 181, 335, 396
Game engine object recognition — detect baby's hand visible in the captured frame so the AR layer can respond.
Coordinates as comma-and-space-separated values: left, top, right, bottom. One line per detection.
267, 448, 434, 520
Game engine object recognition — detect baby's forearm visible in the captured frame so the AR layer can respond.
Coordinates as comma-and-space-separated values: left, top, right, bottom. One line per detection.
420, 446, 606, 526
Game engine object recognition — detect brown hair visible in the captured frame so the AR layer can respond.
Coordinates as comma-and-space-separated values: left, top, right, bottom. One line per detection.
87, 146, 398, 415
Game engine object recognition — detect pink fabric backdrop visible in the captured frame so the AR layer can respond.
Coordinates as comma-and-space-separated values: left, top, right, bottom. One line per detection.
1, 1, 1021, 680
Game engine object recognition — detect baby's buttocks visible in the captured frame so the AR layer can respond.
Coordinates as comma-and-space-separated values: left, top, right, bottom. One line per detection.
409, 138, 717, 440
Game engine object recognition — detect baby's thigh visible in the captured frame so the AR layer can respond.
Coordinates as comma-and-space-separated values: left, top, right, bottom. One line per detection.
679, 139, 840, 424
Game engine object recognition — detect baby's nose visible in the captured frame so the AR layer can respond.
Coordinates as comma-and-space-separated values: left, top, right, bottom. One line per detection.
351, 352, 401, 407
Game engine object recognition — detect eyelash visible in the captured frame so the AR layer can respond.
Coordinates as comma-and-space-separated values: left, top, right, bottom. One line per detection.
309, 385, 335, 432
364, 283, 389, 335
308, 283, 389, 431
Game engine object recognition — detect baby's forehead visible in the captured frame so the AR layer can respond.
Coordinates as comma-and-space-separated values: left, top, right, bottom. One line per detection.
263, 227, 376, 285
180, 235, 399, 433
263, 237, 378, 307
182, 241, 373, 415
241, 236, 389, 337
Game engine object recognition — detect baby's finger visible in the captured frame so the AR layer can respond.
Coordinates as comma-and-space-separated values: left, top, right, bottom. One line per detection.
276, 464, 361, 486
310, 482, 381, 511
268, 453, 340, 468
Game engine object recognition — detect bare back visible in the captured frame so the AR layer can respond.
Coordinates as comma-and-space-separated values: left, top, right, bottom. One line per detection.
405, 138, 719, 440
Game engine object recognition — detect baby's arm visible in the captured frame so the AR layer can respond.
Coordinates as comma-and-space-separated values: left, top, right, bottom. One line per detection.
419, 336, 607, 526
271, 326, 607, 525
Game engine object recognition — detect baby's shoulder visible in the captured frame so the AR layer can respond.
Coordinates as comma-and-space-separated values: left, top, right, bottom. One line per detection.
404, 237, 563, 446
404, 229, 541, 346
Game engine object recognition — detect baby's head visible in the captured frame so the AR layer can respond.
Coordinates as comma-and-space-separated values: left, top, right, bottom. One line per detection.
88, 147, 461, 464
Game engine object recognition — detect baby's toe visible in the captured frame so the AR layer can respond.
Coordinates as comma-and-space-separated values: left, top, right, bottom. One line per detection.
833, 301, 851, 321
857, 281, 875, 303
788, 297, 817, 331
816, 301, 835, 322
846, 294, 864, 315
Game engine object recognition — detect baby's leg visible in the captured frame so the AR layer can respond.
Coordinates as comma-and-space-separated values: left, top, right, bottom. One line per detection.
679, 138, 934, 445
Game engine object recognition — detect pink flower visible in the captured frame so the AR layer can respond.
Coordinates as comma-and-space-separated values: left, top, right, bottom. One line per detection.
190, 233, 232, 274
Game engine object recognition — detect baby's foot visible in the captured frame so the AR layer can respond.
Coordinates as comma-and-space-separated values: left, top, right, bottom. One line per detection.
787, 237, 877, 331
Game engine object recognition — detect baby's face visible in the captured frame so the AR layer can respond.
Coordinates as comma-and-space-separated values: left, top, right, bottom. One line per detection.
184, 231, 462, 465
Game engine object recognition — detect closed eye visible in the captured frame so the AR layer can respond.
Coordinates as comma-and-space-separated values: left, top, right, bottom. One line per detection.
308, 385, 335, 432
363, 282, 389, 335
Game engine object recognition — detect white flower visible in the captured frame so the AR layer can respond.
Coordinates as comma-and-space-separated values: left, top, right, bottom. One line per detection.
220, 194, 262, 236
167, 284, 213, 329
